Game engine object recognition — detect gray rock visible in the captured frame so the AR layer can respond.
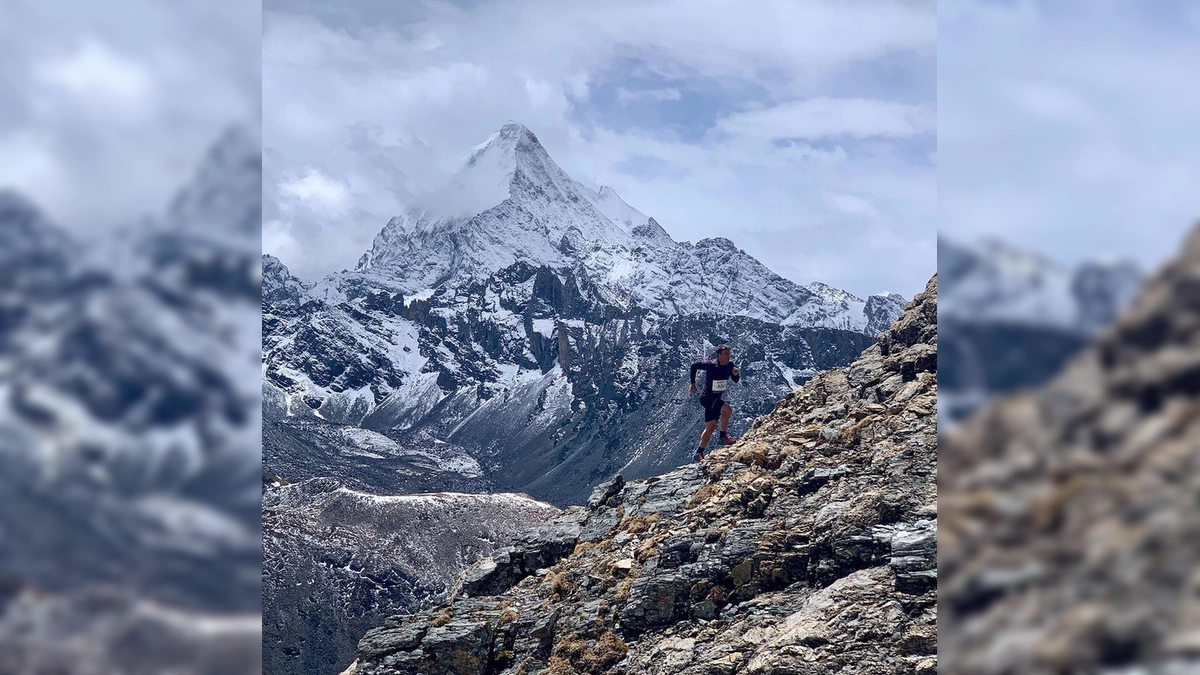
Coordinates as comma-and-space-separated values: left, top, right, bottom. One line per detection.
587, 475, 626, 509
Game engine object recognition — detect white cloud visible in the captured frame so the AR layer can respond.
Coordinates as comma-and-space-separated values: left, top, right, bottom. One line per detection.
939, 0, 1200, 270
714, 98, 934, 143
1, 0, 258, 232
32, 38, 155, 117
262, 0, 936, 298
617, 87, 682, 104
278, 169, 350, 215
0, 131, 65, 206
263, 218, 303, 265
829, 193, 885, 220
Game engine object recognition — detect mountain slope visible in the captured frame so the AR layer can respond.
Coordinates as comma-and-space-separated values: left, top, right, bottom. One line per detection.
348, 123, 861, 328
263, 122, 904, 506
0, 127, 262, 673
343, 274, 938, 675
263, 479, 559, 675
940, 224, 1200, 674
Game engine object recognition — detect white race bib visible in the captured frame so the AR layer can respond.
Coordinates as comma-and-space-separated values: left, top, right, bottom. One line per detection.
711, 379, 728, 392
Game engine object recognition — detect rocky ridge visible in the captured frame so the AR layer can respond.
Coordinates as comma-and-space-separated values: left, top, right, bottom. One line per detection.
940, 224, 1200, 674
263, 480, 560, 675
341, 274, 938, 675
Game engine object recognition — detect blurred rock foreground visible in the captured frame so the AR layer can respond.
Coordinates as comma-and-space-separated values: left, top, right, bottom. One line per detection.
339, 275, 938, 674
941, 223, 1200, 674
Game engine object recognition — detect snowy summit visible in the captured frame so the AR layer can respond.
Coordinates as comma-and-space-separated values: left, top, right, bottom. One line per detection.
339, 122, 900, 330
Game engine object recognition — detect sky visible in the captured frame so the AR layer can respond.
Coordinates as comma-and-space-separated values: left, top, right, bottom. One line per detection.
262, 0, 938, 300
0, 0, 260, 233
940, 0, 1200, 271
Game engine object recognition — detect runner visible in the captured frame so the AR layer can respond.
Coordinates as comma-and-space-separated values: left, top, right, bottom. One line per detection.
689, 344, 740, 461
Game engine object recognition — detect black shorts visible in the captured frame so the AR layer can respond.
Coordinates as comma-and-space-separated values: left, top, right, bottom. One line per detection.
700, 394, 727, 422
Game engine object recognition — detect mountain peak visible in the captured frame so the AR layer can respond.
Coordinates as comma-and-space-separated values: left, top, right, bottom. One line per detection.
166, 123, 262, 239
807, 281, 865, 304
0, 189, 73, 261
0, 188, 46, 228
466, 121, 544, 166
498, 120, 537, 141
695, 236, 740, 252
262, 253, 312, 308
414, 121, 566, 220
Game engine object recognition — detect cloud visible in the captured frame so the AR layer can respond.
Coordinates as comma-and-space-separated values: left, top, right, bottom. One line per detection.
617, 87, 682, 104
0, 132, 65, 204
939, 0, 1200, 270
278, 169, 351, 215
713, 97, 934, 142
32, 38, 155, 118
1, 0, 259, 232
262, 0, 936, 298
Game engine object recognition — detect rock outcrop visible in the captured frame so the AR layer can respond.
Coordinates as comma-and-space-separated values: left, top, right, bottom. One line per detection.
263, 479, 560, 675
343, 275, 938, 675
940, 224, 1200, 673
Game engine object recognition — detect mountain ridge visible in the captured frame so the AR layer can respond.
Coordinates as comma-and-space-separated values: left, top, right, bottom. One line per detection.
940, 223, 1200, 673
313, 121, 896, 329
340, 273, 939, 675
262, 122, 907, 507
0, 124, 263, 673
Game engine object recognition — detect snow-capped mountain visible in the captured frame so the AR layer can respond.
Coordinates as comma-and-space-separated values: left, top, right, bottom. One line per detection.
263, 122, 907, 506
939, 235, 1142, 333
0, 126, 262, 669
324, 122, 891, 331
938, 234, 1144, 426
263, 478, 559, 675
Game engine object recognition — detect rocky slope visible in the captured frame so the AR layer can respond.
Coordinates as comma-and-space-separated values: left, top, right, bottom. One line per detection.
263, 122, 905, 506
340, 274, 938, 675
938, 235, 1142, 426
939, 224, 1200, 674
263, 480, 559, 675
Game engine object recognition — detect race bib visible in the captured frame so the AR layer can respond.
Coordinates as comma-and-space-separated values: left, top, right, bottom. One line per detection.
711, 379, 728, 392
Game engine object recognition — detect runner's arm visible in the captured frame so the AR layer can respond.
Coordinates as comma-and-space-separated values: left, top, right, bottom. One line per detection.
731, 363, 740, 383
689, 361, 707, 387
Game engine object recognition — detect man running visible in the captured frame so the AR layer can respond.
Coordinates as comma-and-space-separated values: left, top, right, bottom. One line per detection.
689, 344, 740, 461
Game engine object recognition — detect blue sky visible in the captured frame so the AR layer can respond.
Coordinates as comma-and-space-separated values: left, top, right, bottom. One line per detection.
940, 0, 1200, 270
262, 0, 937, 300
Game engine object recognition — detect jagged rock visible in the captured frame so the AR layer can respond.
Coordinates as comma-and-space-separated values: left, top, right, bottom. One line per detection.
940, 224, 1200, 674
578, 506, 622, 543
350, 274, 939, 674
263, 481, 558, 674
587, 475, 626, 509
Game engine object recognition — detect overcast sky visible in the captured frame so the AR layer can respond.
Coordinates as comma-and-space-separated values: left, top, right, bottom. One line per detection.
0, 0, 259, 233
263, 0, 937, 300
940, 0, 1200, 271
